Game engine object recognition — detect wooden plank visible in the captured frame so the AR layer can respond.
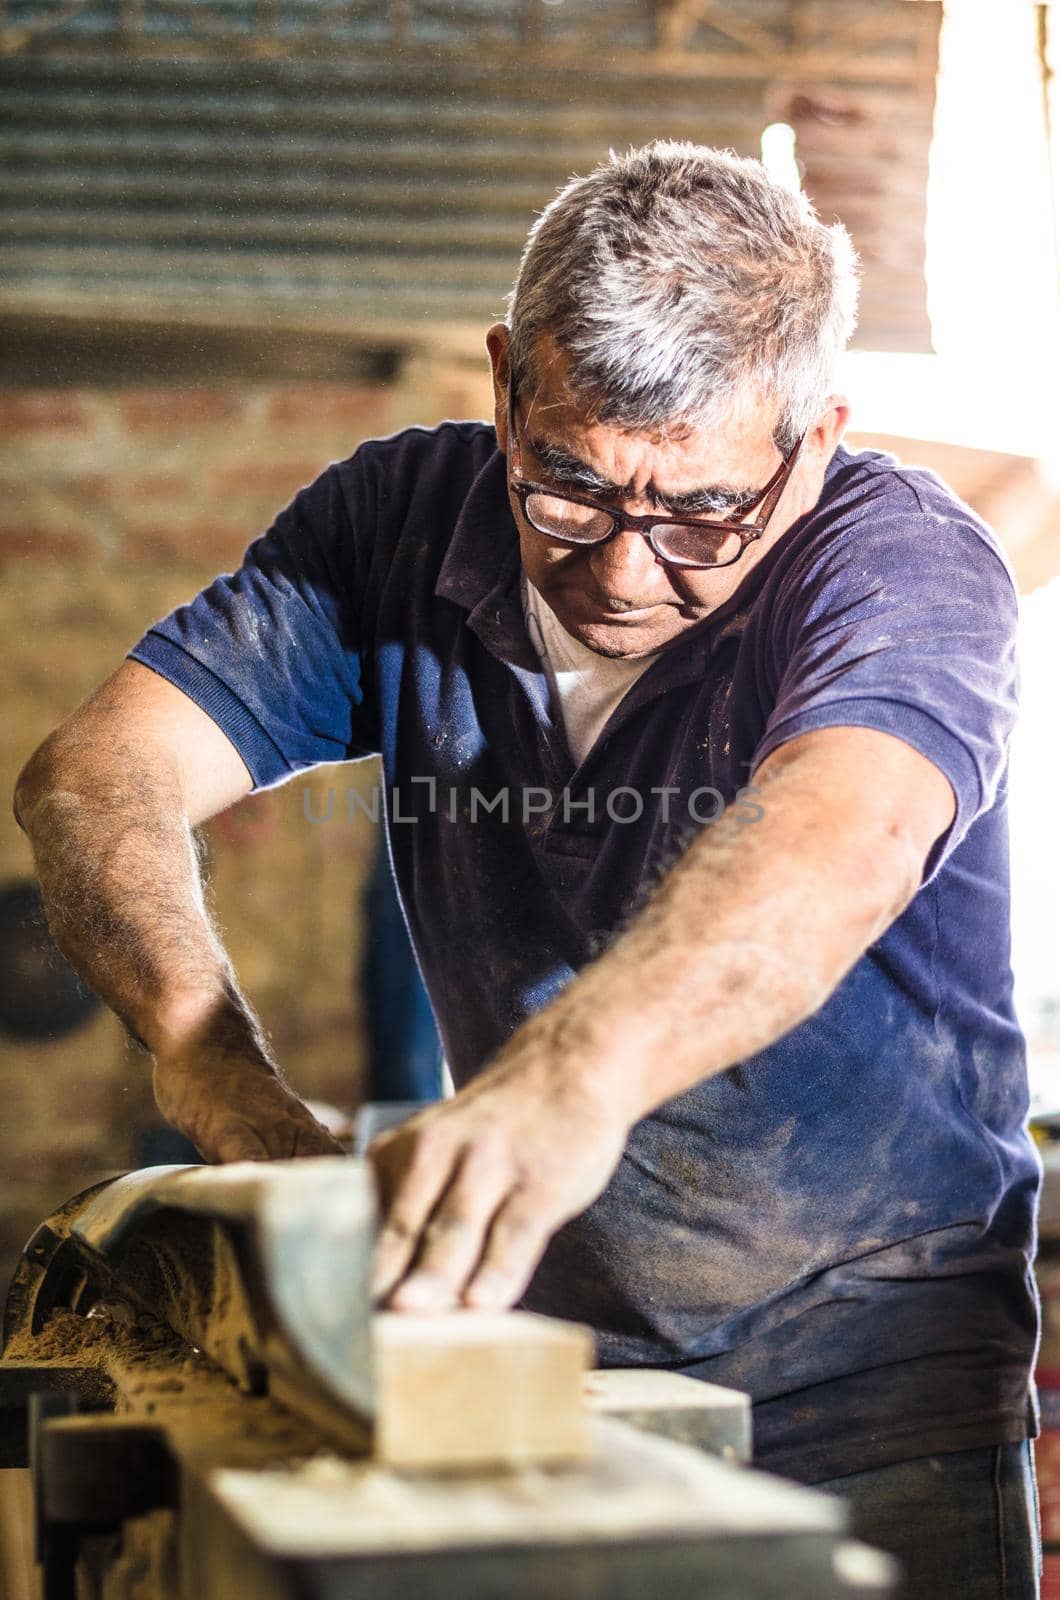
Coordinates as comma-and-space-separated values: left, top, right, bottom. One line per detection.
0, 208, 534, 253
0, 244, 520, 288
0, 130, 657, 180
584, 1369, 752, 1462
372, 1311, 593, 1471
207, 1416, 845, 1557
0, 86, 762, 143
0, 36, 944, 82
0, 172, 561, 214
0, 288, 490, 351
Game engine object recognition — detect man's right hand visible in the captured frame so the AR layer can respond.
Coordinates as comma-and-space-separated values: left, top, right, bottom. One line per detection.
153, 1039, 344, 1163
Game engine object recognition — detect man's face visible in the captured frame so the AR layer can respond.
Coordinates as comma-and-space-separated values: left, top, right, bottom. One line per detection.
487, 326, 846, 659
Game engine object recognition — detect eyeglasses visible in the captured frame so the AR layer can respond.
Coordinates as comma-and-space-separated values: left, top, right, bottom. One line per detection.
506, 382, 804, 571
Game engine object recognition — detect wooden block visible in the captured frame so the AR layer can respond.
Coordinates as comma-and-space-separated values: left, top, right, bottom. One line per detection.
584, 1369, 752, 1462
372, 1311, 594, 1471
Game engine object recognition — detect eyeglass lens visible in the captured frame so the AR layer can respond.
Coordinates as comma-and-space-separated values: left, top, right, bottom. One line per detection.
523, 491, 744, 567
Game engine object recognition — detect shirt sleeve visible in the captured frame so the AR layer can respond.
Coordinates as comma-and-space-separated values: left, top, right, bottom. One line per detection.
752, 511, 1019, 878
128, 460, 376, 789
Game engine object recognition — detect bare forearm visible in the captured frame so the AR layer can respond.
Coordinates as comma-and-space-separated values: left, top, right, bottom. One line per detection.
496, 750, 926, 1124
369, 728, 954, 1311
14, 740, 262, 1061
14, 666, 341, 1163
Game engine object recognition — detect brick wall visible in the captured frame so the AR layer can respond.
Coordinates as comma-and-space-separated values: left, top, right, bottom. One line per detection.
0, 355, 496, 1295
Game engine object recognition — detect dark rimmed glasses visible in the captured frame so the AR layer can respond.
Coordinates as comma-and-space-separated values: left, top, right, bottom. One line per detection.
506, 382, 804, 571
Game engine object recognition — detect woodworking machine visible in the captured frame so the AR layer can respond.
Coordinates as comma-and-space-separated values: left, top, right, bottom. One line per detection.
0, 1160, 897, 1600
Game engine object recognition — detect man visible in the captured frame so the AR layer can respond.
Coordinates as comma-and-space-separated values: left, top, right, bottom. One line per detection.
15, 143, 1040, 1593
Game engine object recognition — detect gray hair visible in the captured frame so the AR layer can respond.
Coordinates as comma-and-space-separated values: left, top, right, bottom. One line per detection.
507, 140, 860, 452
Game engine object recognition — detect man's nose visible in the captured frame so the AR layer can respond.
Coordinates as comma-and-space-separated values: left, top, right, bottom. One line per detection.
587, 527, 664, 601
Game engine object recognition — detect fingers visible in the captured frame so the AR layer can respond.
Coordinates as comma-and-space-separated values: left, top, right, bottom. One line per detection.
290, 1109, 346, 1158
188, 1091, 345, 1164
384, 1148, 511, 1312
154, 1046, 346, 1165
205, 1118, 272, 1163
462, 1196, 552, 1310
365, 1082, 627, 1314
292, 1123, 346, 1157
369, 1127, 553, 1314
368, 1133, 457, 1303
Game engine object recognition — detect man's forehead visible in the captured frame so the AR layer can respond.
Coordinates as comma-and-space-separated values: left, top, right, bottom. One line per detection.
519, 333, 780, 494
520, 387, 778, 505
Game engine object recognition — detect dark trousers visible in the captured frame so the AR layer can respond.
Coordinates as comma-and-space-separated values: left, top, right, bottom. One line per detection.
817, 1442, 1040, 1598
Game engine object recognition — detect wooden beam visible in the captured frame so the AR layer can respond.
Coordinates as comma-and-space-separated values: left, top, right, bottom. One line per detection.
585, 1369, 752, 1462
372, 1311, 594, 1471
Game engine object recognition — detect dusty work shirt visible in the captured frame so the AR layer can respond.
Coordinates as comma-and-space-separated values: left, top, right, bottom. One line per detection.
130, 422, 1040, 1484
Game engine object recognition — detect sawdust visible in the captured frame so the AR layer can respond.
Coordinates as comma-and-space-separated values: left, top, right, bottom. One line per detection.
3, 1304, 171, 1366
4, 1306, 111, 1364
4, 1298, 350, 1475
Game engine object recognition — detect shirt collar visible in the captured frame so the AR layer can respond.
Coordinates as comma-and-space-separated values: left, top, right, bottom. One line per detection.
435, 440, 540, 670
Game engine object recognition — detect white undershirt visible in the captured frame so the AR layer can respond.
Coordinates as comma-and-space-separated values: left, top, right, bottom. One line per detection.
522, 576, 661, 765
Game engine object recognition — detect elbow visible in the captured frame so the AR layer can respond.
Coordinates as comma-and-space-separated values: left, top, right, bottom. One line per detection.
14, 733, 69, 836
863, 819, 929, 939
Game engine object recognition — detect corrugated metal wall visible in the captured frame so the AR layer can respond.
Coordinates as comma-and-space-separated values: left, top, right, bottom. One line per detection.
0, 0, 941, 353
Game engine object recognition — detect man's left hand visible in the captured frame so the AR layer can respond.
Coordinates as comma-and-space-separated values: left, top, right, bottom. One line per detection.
367, 1052, 629, 1312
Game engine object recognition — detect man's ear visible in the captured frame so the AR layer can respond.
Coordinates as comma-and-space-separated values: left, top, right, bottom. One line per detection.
811, 394, 851, 460
485, 323, 511, 453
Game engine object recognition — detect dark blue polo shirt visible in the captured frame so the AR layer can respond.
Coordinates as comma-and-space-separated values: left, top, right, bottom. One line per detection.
130, 422, 1040, 1483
